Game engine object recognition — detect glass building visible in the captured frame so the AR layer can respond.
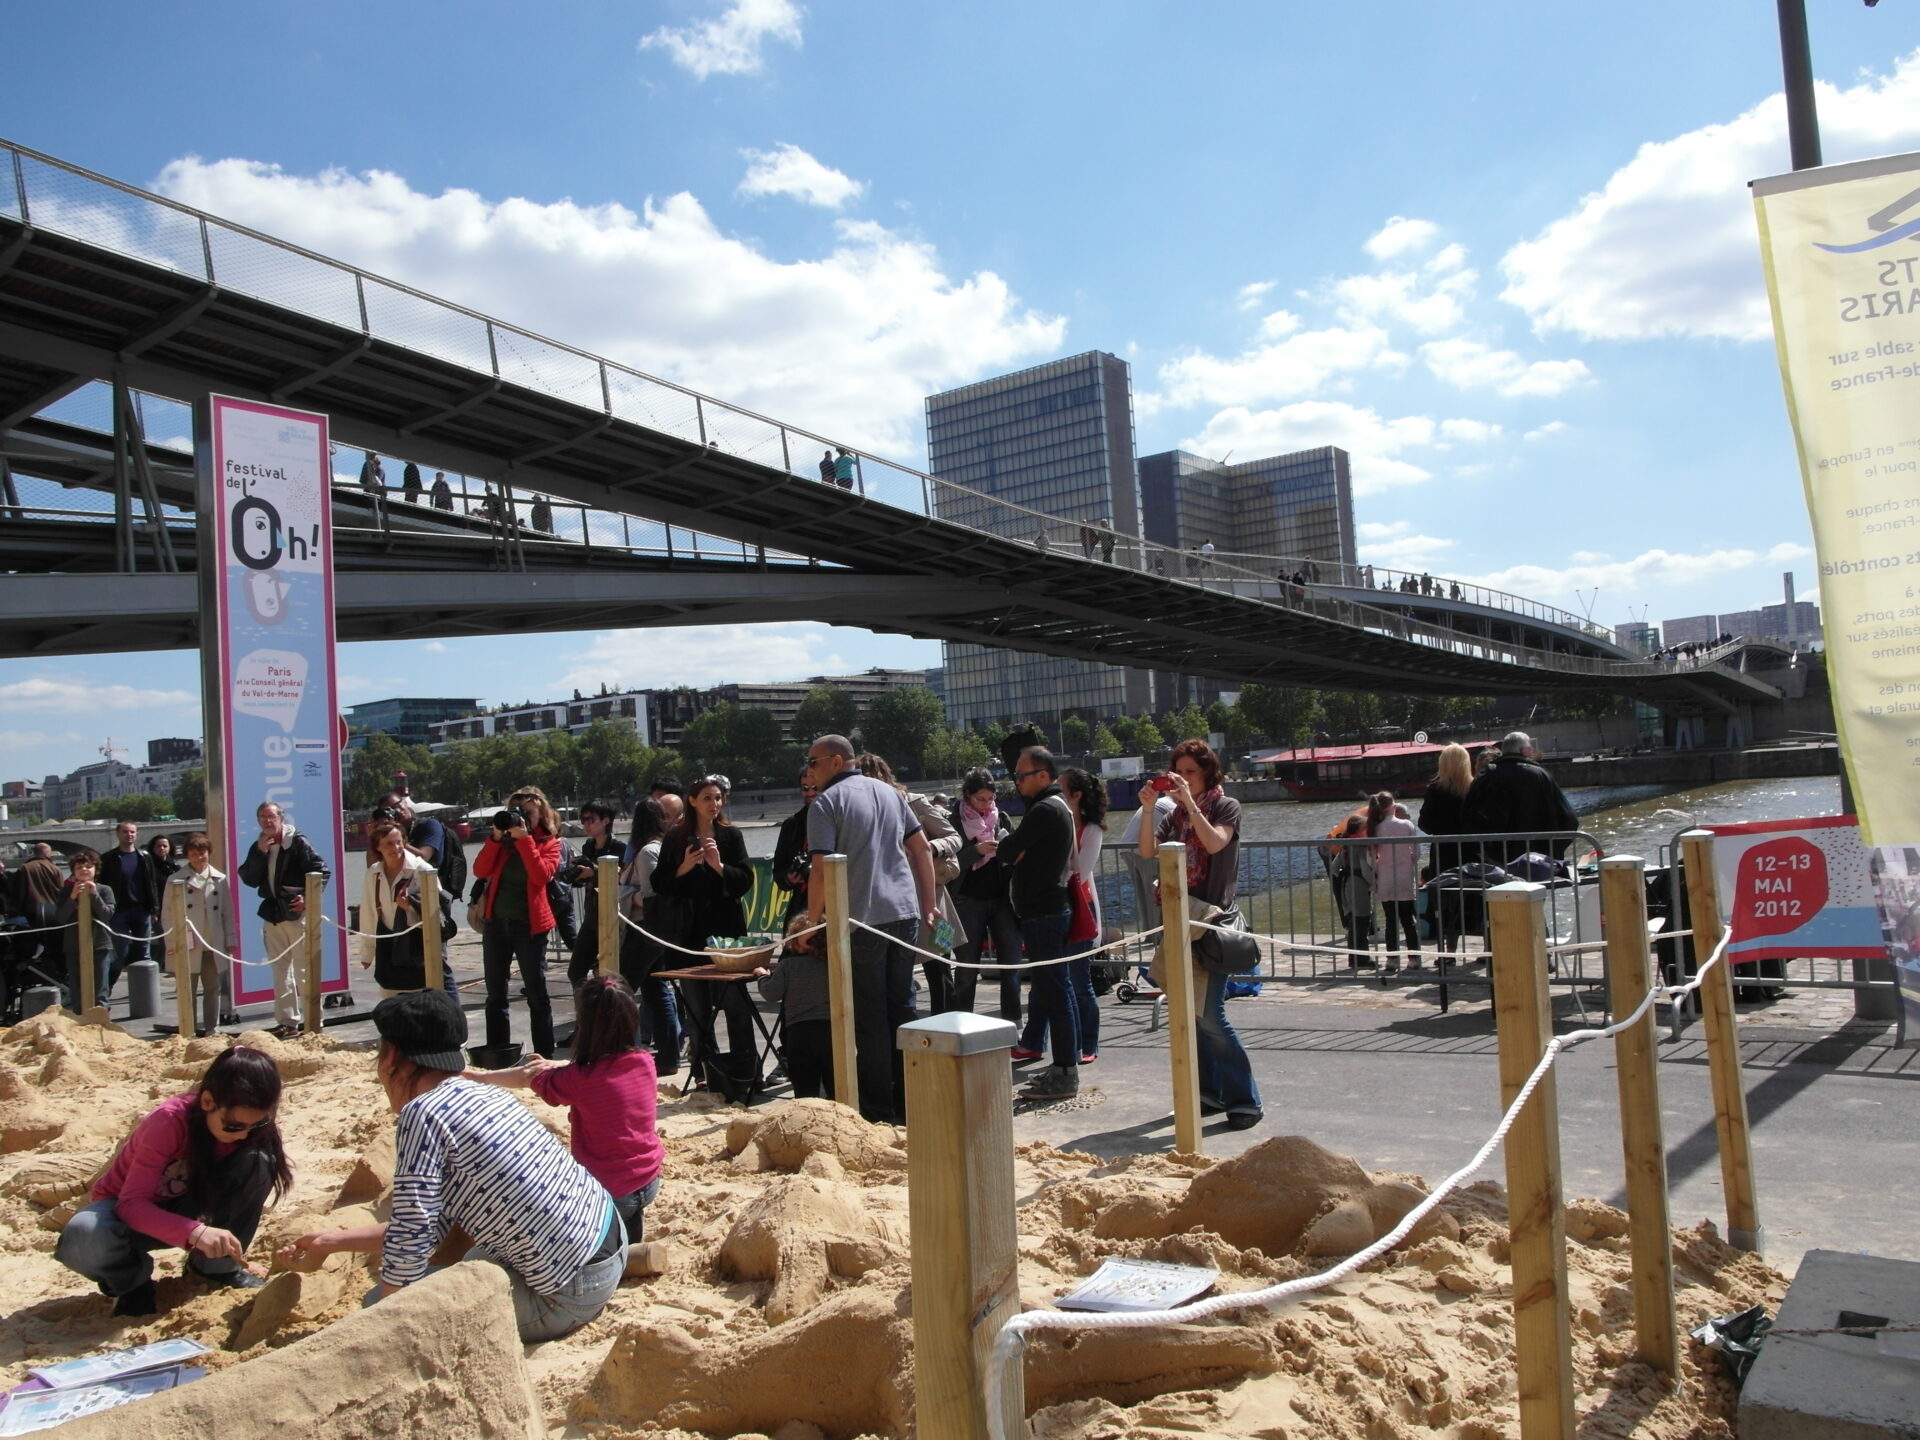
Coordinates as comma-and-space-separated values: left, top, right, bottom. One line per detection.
927, 352, 1154, 730
1137, 446, 1355, 565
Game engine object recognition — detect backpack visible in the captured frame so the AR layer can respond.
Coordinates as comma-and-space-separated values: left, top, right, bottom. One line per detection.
426, 817, 467, 897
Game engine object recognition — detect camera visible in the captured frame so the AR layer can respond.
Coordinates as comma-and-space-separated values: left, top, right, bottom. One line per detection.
492, 806, 529, 833
371, 804, 401, 822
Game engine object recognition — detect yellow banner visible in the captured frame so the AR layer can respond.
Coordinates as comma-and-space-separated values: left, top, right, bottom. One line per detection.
1754, 153, 1920, 845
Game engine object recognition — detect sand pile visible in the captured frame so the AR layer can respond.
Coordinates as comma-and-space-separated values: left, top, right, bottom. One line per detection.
0, 1011, 1782, 1439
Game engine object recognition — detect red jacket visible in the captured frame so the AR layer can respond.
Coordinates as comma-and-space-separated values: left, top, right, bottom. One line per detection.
473, 832, 563, 932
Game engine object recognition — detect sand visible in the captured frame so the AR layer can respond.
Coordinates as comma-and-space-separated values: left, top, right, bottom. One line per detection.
0, 1008, 1782, 1439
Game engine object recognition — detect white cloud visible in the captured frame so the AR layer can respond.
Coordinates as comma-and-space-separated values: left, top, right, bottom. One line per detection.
1357, 532, 1457, 568
1333, 265, 1475, 335
1524, 420, 1569, 442
560, 622, 860, 692
1501, 50, 1920, 340
0, 677, 196, 714
423, 641, 449, 654
1420, 339, 1593, 397
1357, 520, 1411, 541
1425, 244, 1468, 275
153, 158, 1062, 455
1178, 400, 1483, 496
1466, 543, 1814, 598
1364, 216, 1439, 260
1437, 418, 1501, 444
737, 144, 865, 209
1154, 324, 1404, 411
1235, 280, 1277, 311
638, 0, 803, 80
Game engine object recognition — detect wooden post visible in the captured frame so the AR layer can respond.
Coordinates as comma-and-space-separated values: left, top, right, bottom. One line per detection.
1487, 881, 1576, 1440
165, 883, 195, 1037
821, 854, 859, 1114
420, 871, 446, 994
1600, 855, 1678, 1379
900, 1012, 1022, 1440
596, 855, 621, 977
302, 872, 324, 1035
1679, 830, 1763, 1251
76, 885, 97, 1015
1156, 841, 1203, 1156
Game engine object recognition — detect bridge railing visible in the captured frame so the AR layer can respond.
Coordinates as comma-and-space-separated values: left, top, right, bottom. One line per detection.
0, 140, 1754, 690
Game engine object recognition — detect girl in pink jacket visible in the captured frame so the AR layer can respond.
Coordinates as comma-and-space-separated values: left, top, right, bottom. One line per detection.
1368, 791, 1424, 973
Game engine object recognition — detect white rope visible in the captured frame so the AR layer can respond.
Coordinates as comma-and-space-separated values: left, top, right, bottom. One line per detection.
613, 907, 805, 958
982, 929, 1735, 1440
845, 916, 1163, 971
2, 920, 74, 938
182, 916, 305, 971
320, 912, 400, 941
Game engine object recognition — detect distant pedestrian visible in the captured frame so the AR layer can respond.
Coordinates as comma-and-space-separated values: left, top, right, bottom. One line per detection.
819, 449, 837, 484
235, 802, 328, 1036
1461, 731, 1578, 862
1199, 539, 1216, 574
146, 835, 180, 881
56, 849, 117, 1008
1368, 791, 1421, 972
1418, 743, 1475, 957
471, 786, 564, 1059
401, 462, 423, 504
566, 801, 628, 988
168, 832, 239, 1035
1097, 517, 1117, 563
1017, 767, 1104, 1063
832, 448, 857, 491
358, 451, 385, 493
653, 777, 758, 1097
531, 496, 553, 534
617, 797, 680, 1075
999, 747, 1079, 1096
430, 472, 453, 510
1034, 528, 1051, 554
357, 820, 436, 997
20, 843, 64, 981
102, 819, 160, 988
946, 769, 1023, 1021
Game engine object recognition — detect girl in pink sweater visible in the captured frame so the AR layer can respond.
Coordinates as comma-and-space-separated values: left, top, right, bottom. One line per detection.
56, 1046, 293, 1316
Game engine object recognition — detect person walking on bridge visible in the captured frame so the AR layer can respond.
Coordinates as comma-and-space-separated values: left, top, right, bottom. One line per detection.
818, 449, 837, 485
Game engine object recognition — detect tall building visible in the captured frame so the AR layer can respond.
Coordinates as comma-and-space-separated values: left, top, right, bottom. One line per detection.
346, 697, 480, 749
1661, 614, 1719, 647
927, 352, 1152, 729
1614, 622, 1659, 655
1137, 446, 1355, 565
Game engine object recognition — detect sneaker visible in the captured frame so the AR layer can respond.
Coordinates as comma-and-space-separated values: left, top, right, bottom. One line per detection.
1198, 1097, 1226, 1117
219, 1010, 240, 1026
1019, 1065, 1080, 1099
1224, 1110, 1264, 1131
111, 1280, 158, 1317
1009, 1046, 1044, 1063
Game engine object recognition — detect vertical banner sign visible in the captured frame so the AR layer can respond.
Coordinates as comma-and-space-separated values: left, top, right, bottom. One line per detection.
197, 397, 348, 1004
1754, 151, 1920, 1026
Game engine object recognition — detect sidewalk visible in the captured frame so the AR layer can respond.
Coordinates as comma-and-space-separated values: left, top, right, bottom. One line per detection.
116, 946, 1916, 1279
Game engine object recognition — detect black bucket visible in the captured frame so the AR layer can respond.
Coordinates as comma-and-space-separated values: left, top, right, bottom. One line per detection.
466, 1042, 523, 1070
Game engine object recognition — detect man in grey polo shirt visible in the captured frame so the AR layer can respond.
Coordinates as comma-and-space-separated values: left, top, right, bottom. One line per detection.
801, 733, 937, 1124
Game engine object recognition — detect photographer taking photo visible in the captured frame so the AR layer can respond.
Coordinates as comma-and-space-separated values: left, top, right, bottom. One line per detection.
472, 787, 564, 1058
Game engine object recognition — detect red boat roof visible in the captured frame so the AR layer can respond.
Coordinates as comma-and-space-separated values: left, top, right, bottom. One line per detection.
1250, 739, 1496, 765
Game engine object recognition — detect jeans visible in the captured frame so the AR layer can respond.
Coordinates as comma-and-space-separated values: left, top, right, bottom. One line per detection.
851, 917, 917, 1124
620, 927, 681, 1072
108, 907, 153, 984
1196, 968, 1260, 1118
57, 1148, 273, 1296
64, 935, 112, 1012
1018, 908, 1077, 1070
483, 917, 554, 1058
1019, 938, 1098, 1058
950, 892, 1023, 1020
612, 1173, 662, 1242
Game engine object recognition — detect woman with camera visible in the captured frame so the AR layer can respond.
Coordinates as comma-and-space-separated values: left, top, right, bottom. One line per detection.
358, 819, 439, 997
651, 776, 756, 1096
472, 786, 564, 1059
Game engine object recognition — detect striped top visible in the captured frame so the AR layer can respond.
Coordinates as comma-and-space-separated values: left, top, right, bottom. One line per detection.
384, 1078, 612, 1294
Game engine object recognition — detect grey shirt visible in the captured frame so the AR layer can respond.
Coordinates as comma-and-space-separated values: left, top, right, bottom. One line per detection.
807, 771, 923, 925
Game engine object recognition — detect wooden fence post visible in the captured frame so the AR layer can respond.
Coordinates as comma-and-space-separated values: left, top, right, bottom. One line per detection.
420, 871, 446, 994
900, 1012, 1022, 1440
165, 884, 195, 1037
1679, 830, 1763, 1252
1600, 855, 1677, 1379
821, 854, 859, 1114
1487, 880, 1575, 1440
76, 886, 96, 1015
302, 872, 325, 1035
597, 854, 621, 977
1156, 841, 1203, 1156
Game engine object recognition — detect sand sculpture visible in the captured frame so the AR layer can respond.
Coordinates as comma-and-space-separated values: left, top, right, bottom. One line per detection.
0, 1008, 1782, 1439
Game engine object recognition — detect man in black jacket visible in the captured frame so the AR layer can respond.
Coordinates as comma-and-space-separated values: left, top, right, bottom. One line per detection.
235, 802, 330, 1034
100, 820, 162, 991
1461, 732, 1579, 864
996, 746, 1079, 1098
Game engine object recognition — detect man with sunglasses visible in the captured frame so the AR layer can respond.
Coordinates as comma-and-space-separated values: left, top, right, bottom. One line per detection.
799, 733, 937, 1124
996, 747, 1081, 1098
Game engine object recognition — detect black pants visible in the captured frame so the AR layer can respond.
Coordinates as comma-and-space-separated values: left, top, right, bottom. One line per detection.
1381, 900, 1419, 959
483, 917, 554, 1057
619, 928, 682, 1072
852, 918, 917, 1124
57, 1147, 273, 1296
784, 1018, 834, 1099
681, 981, 761, 1098
950, 893, 1023, 1020
568, 894, 606, 988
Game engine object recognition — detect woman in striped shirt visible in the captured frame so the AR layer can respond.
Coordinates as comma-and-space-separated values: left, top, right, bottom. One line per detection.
280, 990, 624, 1342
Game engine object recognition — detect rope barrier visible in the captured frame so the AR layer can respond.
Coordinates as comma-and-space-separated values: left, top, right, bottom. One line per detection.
981, 929, 1735, 1440
845, 916, 1163, 972
182, 916, 305, 971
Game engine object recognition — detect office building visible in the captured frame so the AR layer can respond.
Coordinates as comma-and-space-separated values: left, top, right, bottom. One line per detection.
1137, 446, 1355, 566
345, 697, 480, 749
1661, 614, 1719, 648
1614, 622, 1659, 655
927, 351, 1153, 729
147, 737, 199, 767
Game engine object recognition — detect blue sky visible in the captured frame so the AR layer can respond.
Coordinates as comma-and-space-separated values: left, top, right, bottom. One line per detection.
5, 2, 1920, 782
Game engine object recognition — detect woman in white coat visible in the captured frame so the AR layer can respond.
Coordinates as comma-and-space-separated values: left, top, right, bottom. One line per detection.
358, 820, 437, 997
167, 832, 239, 1035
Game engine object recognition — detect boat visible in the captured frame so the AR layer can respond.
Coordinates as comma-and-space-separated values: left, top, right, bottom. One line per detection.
1250, 739, 1497, 802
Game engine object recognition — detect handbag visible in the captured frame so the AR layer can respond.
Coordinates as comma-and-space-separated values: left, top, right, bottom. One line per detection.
465, 878, 489, 934
1192, 904, 1261, 974
1066, 872, 1099, 944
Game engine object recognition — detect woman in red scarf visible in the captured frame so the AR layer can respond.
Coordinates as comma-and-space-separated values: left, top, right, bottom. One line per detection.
1138, 738, 1261, 1130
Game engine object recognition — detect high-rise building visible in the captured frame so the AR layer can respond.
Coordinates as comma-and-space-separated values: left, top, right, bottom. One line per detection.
1137, 447, 1355, 565
346, 697, 480, 749
1614, 622, 1659, 655
1661, 614, 1719, 647
927, 352, 1153, 729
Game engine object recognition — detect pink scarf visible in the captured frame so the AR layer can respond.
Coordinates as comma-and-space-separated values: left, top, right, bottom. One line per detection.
1166, 786, 1226, 895
960, 800, 999, 867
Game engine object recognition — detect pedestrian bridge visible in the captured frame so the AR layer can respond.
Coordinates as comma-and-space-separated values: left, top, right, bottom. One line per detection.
0, 138, 1784, 714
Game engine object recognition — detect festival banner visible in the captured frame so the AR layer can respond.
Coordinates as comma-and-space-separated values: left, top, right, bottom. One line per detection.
1754, 151, 1920, 1022
197, 397, 349, 1004
1706, 816, 1883, 962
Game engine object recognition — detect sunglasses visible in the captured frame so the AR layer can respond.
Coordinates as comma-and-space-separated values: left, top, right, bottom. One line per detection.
213, 1109, 273, 1135
1013, 769, 1046, 780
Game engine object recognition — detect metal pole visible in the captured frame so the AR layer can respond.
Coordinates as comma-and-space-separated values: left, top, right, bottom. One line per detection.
1776, 0, 1822, 170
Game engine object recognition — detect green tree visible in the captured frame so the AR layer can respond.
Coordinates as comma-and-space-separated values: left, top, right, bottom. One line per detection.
1090, 723, 1122, 759
1239, 684, 1320, 749
680, 703, 788, 784
345, 735, 435, 810
1060, 715, 1091, 755
1207, 701, 1255, 759
791, 684, 861, 742
171, 768, 206, 820
431, 744, 481, 808
923, 725, 993, 781
1158, 704, 1210, 747
77, 793, 171, 821
859, 687, 948, 779
1108, 713, 1163, 756
572, 720, 659, 807
1320, 689, 1386, 741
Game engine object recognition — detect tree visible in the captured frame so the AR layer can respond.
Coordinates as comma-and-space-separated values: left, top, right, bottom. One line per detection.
1108, 713, 1163, 756
1158, 704, 1210, 747
76, 793, 171, 822
572, 720, 660, 807
1239, 684, 1320, 749
1090, 723, 1122, 759
1207, 701, 1255, 760
172, 768, 206, 820
791, 684, 861, 743
345, 734, 435, 810
923, 725, 993, 781
860, 687, 948, 779
679, 703, 787, 784
1060, 715, 1091, 756
1320, 689, 1385, 741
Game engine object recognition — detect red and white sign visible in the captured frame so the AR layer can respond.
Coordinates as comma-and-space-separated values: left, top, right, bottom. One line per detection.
1707, 816, 1883, 961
